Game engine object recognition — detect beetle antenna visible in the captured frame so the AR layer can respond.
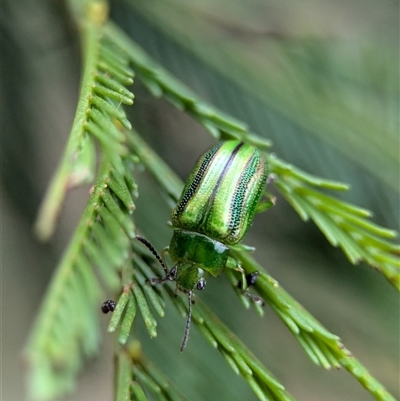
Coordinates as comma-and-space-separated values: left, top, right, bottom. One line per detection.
180, 291, 193, 352
135, 235, 169, 276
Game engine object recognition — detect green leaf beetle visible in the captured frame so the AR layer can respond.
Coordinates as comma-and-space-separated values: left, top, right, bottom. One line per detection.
138, 139, 269, 349
105, 140, 270, 350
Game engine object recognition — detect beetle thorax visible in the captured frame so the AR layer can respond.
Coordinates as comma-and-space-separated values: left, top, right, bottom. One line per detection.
169, 230, 229, 278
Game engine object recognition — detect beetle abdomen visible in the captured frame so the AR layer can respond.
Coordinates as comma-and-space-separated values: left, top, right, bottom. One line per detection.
172, 140, 267, 245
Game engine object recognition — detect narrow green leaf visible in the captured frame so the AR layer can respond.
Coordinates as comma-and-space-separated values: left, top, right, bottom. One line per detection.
99, 43, 130, 66
94, 84, 134, 105
139, 75, 164, 97
98, 61, 134, 85
101, 191, 136, 238
107, 177, 136, 213
346, 226, 399, 253
373, 252, 400, 266
330, 209, 398, 238
97, 205, 130, 250
245, 357, 285, 392
90, 96, 132, 129
132, 366, 162, 395
300, 187, 372, 218
98, 51, 134, 78
87, 108, 126, 142
95, 73, 135, 99
220, 349, 240, 375
119, 293, 137, 344
329, 223, 367, 263
199, 319, 236, 354
198, 118, 221, 139
245, 376, 269, 401
316, 341, 341, 369
155, 70, 197, 105
116, 352, 132, 401
122, 163, 138, 194
269, 156, 348, 190
131, 286, 158, 338
131, 256, 164, 313
84, 239, 120, 289
276, 182, 309, 221
76, 253, 103, 303
231, 352, 252, 376
271, 305, 300, 334
192, 103, 248, 133
139, 282, 165, 317
196, 324, 218, 348
163, 92, 186, 111
295, 334, 320, 365
301, 333, 332, 369
91, 221, 126, 267
131, 382, 149, 401
305, 205, 340, 246
108, 291, 130, 333
85, 121, 126, 155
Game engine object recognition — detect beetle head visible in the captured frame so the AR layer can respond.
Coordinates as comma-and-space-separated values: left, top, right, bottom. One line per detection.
174, 262, 206, 293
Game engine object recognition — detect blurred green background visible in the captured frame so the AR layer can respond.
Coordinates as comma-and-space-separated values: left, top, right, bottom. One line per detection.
2, 0, 399, 400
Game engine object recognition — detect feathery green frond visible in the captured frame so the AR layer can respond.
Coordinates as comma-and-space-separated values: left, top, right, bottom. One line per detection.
269, 155, 400, 289
26, 4, 397, 401
34, 12, 134, 241
233, 250, 396, 401
26, 156, 136, 400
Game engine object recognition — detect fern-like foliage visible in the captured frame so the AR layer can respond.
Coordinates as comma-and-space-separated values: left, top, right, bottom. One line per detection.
108, 22, 399, 290
233, 251, 395, 400
34, 5, 134, 241
27, 4, 137, 399
270, 156, 399, 289
27, 157, 136, 399
26, 3, 399, 401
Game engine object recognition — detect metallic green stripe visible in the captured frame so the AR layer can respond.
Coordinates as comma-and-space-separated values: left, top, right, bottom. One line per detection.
202, 142, 244, 224
203, 143, 266, 244
172, 140, 267, 245
226, 150, 266, 243
173, 142, 223, 217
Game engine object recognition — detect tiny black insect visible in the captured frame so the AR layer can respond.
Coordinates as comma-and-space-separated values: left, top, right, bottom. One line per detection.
101, 299, 116, 313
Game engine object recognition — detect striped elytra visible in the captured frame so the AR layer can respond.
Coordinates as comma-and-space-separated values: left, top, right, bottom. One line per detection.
172, 140, 267, 245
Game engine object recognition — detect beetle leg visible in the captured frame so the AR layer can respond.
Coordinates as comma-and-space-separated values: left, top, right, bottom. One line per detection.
235, 265, 265, 306
235, 265, 248, 291
148, 265, 177, 287
241, 272, 264, 306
